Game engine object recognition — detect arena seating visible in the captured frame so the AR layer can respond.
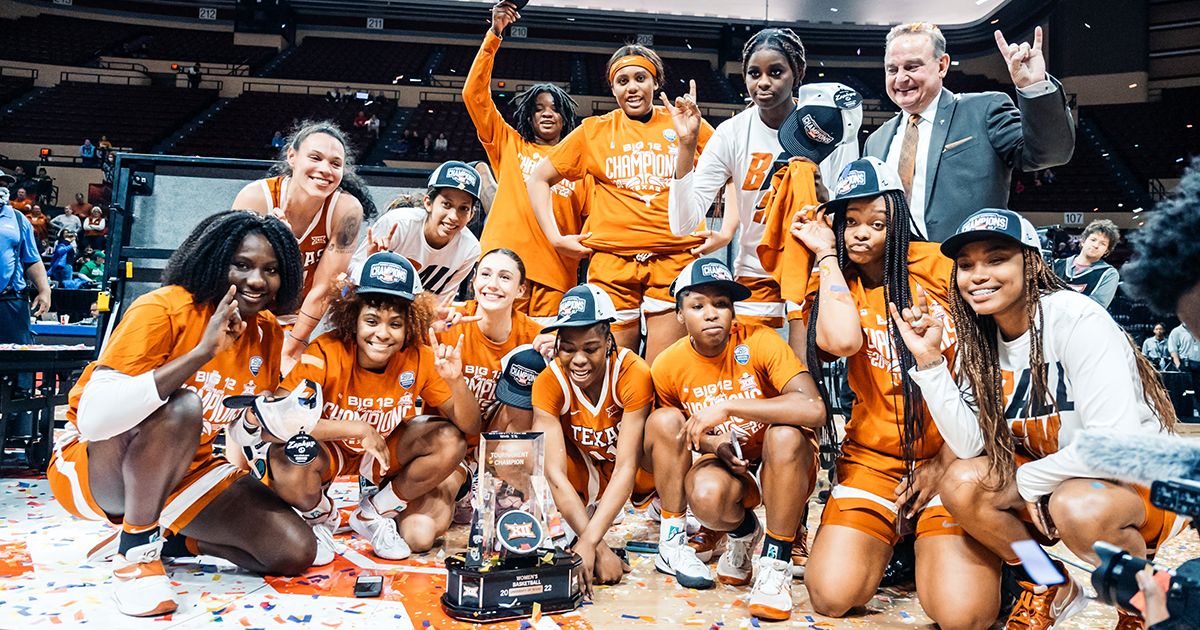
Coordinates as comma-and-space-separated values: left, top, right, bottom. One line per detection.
1085, 87, 1200, 182
435, 44, 574, 84
1007, 132, 1131, 215
398, 101, 487, 163
266, 37, 435, 84
0, 76, 35, 107
0, 15, 139, 66
113, 28, 276, 69
169, 91, 394, 161
0, 82, 217, 151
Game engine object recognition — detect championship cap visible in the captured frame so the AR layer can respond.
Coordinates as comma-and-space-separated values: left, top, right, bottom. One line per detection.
777, 82, 863, 164
940, 208, 1040, 258
669, 256, 751, 302
816, 157, 904, 215
427, 160, 483, 209
542, 284, 618, 332
354, 251, 422, 300
495, 344, 548, 410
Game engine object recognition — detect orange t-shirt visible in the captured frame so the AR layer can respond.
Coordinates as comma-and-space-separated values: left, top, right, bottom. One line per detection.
437, 300, 542, 421
839, 242, 956, 477
465, 31, 591, 292
652, 321, 807, 460
531, 348, 653, 502
548, 106, 713, 254
282, 332, 452, 454
66, 285, 283, 471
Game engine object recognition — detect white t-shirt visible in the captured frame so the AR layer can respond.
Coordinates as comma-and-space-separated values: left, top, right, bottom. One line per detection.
668, 100, 858, 281
350, 206, 481, 300
909, 289, 1165, 501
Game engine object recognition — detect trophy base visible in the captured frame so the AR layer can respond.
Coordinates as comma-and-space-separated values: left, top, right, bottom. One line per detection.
441, 551, 583, 623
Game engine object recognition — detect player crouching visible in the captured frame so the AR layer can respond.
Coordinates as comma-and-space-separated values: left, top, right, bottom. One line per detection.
645, 257, 825, 620
227, 252, 481, 564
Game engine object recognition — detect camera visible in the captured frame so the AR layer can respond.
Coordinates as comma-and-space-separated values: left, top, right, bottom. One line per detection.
1090, 480, 1200, 626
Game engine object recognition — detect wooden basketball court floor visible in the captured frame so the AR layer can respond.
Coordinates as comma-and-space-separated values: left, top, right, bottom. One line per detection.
1, 460, 1195, 629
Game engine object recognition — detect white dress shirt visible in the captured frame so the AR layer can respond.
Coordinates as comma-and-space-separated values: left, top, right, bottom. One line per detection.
884, 93, 940, 238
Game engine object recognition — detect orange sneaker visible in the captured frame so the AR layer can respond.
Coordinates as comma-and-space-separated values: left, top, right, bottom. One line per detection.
687, 526, 725, 563
1114, 610, 1144, 630
111, 540, 178, 617
790, 526, 810, 578
1006, 562, 1088, 630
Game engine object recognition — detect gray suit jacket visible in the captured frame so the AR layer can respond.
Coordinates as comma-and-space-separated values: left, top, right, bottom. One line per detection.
865, 79, 1075, 242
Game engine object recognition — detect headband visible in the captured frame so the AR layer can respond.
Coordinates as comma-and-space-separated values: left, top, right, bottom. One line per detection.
608, 55, 658, 84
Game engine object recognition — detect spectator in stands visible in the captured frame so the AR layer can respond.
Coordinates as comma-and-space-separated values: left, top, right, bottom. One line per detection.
394, 134, 410, 157
353, 110, 369, 128
1042, 167, 1056, 184
8, 167, 28, 193
186, 62, 202, 89
78, 250, 105, 287
50, 206, 83, 236
10, 188, 33, 213
1143, 323, 1171, 370
27, 204, 48, 246
1052, 219, 1121, 308
864, 23, 1075, 241
82, 206, 107, 251
1169, 322, 1200, 415
434, 132, 449, 153
0, 187, 51, 344
98, 135, 113, 151
421, 133, 434, 156
80, 138, 96, 161
79, 300, 100, 325
367, 114, 381, 139
463, 0, 587, 324
47, 229, 77, 286
271, 130, 286, 149
68, 192, 93, 220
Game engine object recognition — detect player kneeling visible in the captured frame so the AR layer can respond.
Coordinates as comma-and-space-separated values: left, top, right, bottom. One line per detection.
228, 252, 481, 564
646, 258, 826, 620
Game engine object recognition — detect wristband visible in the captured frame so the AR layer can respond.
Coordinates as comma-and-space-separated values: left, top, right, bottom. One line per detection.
817, 253, 837, 265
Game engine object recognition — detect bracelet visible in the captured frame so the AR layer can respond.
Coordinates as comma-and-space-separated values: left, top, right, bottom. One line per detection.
285, 330, 310, 347
299, 310, 321, 321
817, 253, 837, 266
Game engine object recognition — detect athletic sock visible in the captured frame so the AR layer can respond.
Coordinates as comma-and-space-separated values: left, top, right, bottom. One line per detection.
159, 533, 192, 558
660, 509, 685, 520
761, 528, 794, 561
118, 521, 159, 556
299, 494, 334, 525
729, 510, 758, 539
660, 516, 687, 545
367, 484, 407, 517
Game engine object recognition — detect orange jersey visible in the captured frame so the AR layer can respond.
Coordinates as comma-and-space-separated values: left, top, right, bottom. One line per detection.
66, 285, 283, 470
261, 175, 338, 299
532, 348, 653, 502
652, 321, 808, 460
465, 31, 591, 292
282, 333, 453, 454
841, 242, 956, 477
437, 300, 542, 420
548, 106, 713, 254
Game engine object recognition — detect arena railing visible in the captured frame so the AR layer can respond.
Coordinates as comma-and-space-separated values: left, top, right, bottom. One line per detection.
0, 67, 38, 80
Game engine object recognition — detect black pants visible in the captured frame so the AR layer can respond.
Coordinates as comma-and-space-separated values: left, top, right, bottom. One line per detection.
0, 293, 33, 442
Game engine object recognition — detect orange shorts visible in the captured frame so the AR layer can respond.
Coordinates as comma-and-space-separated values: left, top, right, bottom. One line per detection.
822, 457, 963, 545
586, 250, 693, 328
567, 452, 657, 508
690, 453, 763, 510
252, 432, 403, 489
514, 281, 566, 322
733, 276, 786, 329
48, 437, 245, 536
1016, 482, 1186, 554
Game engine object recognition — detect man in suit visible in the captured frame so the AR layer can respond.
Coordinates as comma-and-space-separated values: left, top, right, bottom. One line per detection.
865, 22, 1075, 242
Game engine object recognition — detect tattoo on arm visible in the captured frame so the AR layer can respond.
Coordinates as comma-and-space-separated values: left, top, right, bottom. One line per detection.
332, 215, 362, 252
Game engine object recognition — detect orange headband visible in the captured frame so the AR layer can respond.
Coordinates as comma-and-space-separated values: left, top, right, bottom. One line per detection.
608, 55, 658, 84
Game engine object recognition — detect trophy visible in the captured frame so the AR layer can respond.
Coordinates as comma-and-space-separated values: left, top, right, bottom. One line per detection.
442, 432, 584, 622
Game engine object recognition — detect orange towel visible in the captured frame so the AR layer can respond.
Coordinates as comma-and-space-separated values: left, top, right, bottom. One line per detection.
754, 160, 821, 306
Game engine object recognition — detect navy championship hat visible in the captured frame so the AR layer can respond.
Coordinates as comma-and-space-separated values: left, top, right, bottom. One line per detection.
940, 208, 1040, 259
542, 284, 618, 332
777, 82, 863, 164
670, 256, 752, 302
428, 160, 483, 209
495, 344, 548, 410
354, 252, 422, 300
816, 157, 904, 215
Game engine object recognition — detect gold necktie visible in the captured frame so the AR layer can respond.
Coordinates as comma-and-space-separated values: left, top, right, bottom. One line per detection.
898, 113, 921, 202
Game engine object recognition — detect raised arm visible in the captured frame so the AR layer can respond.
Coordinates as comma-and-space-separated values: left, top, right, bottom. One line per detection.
791, 209, 863, 356
462, 2, 520, 151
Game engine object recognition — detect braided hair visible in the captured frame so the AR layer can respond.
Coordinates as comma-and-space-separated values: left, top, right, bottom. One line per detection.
163, 210, 303, 314
510, 84, 579, 144
950, 247, 1177, 490
742, 28, 807, 85
269, 120, 377, 220
805, 191, 926, 477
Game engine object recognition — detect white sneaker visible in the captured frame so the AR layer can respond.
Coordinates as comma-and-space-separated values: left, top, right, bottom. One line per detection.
643, 496, 662, 523
717, 517, 761, 586
748, 555, 793, 621
349, 501, 410, 560
111, 539, 179, 617
654, 519, 714, 590
87, 530, 120, 563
